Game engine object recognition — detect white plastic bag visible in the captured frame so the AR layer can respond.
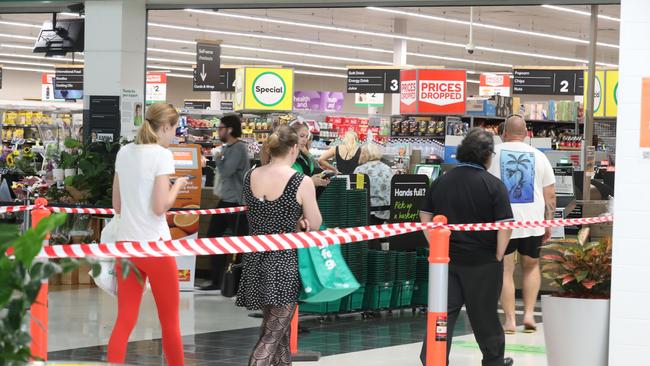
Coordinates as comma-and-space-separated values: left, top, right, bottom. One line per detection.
90, 214, 119, 296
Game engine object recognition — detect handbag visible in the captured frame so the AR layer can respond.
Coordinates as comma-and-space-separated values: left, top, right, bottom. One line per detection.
298, 243, 360, 303
221, 254, 243, 298
90, 214, 119, 297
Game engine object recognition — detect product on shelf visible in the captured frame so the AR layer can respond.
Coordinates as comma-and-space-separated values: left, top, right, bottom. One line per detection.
391, 116, 445, 138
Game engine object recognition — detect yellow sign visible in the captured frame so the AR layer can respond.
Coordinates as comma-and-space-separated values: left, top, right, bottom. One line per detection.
605, 70, 619, 117
238, 67, 294, 111
584, 70, 605, 117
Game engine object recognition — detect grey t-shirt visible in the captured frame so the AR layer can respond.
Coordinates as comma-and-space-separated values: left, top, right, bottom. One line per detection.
215, 140, 250, 204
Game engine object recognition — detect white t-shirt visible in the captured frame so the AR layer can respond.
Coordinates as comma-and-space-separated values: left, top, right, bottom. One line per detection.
488, 141, 555, 239
115, 143, 175, 241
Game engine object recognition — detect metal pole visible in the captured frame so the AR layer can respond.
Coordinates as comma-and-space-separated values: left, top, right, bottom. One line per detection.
583, 5, 599, 201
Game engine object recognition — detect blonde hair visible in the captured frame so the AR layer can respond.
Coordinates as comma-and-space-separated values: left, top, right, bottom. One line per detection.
265, 125, 298, 158
341, 131, 358, 152
135, 103, 179, 145
362, 143, 383, 162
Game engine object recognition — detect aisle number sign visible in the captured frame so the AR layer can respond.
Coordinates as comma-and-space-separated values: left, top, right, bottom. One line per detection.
236, 67, 294, 111
146, 72, 167, 104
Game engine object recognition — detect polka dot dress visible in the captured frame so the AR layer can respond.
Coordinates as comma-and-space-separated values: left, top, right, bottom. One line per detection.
236, 170, 304, 311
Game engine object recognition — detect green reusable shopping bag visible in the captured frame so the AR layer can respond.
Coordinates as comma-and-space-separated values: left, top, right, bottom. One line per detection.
298, 243, 360, 303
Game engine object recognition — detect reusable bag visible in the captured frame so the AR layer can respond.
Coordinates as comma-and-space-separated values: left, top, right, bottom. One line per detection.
298, 244, 360, 303
90, 215, 119, 297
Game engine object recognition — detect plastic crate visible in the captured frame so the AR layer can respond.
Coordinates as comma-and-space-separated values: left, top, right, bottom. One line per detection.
339, 286, 366, 312
364, 282, 394, 310
411, 281, 428, 306
391, 281, 415, 308
299, 298, 342, 314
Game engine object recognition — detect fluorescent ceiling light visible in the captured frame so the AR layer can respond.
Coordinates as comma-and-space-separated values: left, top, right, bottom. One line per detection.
59, 12, 84, 18
474, 45, 616, 67
185, 9, 466, 49
169, 12, 617, 66
0, 33, 37, 41
541, 5, 620, 22
148, 36, 196, 45
4, 65, 54, 73
148, 47, 194, 56
222, 55, 346, 71
408, 52, 512, 68
368, 7, 618, 49
167, 73, 193, 79
467, 79, 480, 84
0, 20, 41, 29
0, 51, 82, 63
1, 43, 34, 50
0, 58, 55, 67
294, 70, 347, 79
148, 64, 193, 72
149, 22, 392, 54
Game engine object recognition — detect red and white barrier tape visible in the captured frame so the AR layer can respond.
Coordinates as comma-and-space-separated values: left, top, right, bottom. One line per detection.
0, 205, 34, 214
0, 205, 247, 216
35, 215, 612, 259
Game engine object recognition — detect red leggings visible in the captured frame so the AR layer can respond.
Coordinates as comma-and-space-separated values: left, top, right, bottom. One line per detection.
107, 257, 185, 366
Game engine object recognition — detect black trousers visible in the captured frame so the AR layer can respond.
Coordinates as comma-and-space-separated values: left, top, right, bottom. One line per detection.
420, 261, 505, 366
206, 200, 249, 287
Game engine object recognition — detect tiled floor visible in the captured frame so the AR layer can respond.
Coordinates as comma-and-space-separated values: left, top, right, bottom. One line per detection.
46, 287, 547, 365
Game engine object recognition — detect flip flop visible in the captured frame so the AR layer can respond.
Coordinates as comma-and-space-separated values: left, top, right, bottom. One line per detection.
523, 324, 537, 333
504, 328, 516, 335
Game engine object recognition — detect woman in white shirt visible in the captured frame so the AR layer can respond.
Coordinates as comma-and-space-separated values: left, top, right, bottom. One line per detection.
107, 103, 188, 366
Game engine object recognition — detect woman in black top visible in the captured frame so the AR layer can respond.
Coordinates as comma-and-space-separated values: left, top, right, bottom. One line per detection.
317, 131, 361, 174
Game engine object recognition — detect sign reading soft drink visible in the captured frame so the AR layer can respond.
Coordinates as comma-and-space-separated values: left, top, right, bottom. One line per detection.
479, 73, 511, 97
418, 70, 466, 114
400, 69, 418, 114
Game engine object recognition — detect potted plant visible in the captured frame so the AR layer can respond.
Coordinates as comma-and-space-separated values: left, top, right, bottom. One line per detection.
61, 138, 82, 179
44, 143, 63, 183
541, 227, 612, 366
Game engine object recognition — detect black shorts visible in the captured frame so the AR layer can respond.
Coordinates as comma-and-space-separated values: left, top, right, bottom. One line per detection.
506, 236, 543, 258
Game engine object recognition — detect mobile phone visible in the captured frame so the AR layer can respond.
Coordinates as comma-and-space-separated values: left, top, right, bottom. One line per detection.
321, 170, 337, 179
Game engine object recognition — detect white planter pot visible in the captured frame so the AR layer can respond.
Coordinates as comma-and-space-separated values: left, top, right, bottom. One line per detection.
52, 168, 64, 182
64, 168, 77, 178
542, 295, 610, 366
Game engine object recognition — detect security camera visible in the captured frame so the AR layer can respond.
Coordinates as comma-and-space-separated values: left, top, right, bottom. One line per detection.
466, 43, 475, 55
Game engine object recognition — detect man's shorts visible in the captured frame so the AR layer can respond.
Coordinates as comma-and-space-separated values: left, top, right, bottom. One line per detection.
505, 235, 544, 258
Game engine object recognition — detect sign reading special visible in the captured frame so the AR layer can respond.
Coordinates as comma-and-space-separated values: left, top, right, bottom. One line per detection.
237, 67, 294, 111
418, 69, 467, 114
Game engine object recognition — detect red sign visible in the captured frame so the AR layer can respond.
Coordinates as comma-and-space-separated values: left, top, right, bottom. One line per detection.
146, 72, 167, 84
400, 69, 418, 114
479, 73, 511, 97
418, 69, 466, 114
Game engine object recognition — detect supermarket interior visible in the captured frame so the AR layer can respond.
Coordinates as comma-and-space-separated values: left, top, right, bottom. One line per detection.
0, 0, 649, 365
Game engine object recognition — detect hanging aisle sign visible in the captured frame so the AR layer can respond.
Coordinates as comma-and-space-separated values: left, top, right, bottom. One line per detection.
193, 40, 221, 91
513, 68, 584, 95
479, 73, 511, 96
236, 67, 294, 111
146, 72, 167, 104
347, 68, 401, 94
54, 65, 84, 100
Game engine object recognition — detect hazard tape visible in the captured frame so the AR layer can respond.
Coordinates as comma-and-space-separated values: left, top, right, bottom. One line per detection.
0, 205, 33, 214
0, 205, 247, 216
35, 215, 613, 259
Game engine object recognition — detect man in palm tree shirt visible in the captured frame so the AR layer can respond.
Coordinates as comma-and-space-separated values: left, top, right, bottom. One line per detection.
489, 115, 556, 334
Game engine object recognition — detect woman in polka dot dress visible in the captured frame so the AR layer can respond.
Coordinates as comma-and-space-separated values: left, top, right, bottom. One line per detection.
237, 125, 322, 366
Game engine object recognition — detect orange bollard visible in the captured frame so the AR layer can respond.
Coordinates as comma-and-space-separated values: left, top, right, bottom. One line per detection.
426, 215, 451, 366
30, 197, 51, 361
290, 305, 299, 354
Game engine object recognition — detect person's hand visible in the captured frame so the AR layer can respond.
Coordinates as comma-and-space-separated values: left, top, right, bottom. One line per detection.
542, 227, 553, 243
298, 218, 311, 232
201, 156, 207, 167
214, 152, 224, 160
173, 177, 190, 190
311, 175, 330, 187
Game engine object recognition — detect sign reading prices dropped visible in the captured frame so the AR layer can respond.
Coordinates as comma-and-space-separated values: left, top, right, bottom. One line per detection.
193, 41, 221, 91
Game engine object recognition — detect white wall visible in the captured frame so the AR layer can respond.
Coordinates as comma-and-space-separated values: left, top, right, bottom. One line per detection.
0, 69, 43, 101
609, 1, 650, 364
